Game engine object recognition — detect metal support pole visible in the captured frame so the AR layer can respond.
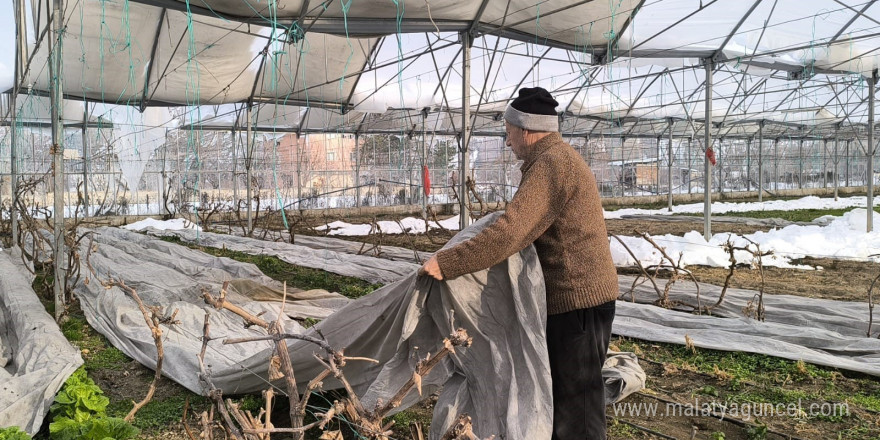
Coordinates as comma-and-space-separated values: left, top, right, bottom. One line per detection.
10, 0, 28, 245
82, 105, 89, 217
798, 139, 803, 189
160, 132, 166, 214
459, 31, 472, 230
758, 121, 764, 202
50, 0, 66, 320
773, 138, 779, 191
846, 139, 851, 187
622, 137, 629, 197
297, 135, 304, 208
216, 133, 221, 204
231, 127, 238, 205
746, 138, 751, 192
175, 131, 182, 215
867, 71, 876, 232
656, 136, 661, 195
667, 121, 673, 211
703, 59, 713, 240
834, 138, 839, 201
717, 138, 723, 194
245, 103, 253, 231
688, 137, 693, 194
823, 140, 829, 188
403, 136, 410, 205
421, 112, 427, 216
355, 134, 361, 208
10, 93, 19, 246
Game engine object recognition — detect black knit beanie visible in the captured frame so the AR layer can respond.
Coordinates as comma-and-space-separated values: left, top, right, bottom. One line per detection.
511, 87, 559, 115
504, 87, 559, 131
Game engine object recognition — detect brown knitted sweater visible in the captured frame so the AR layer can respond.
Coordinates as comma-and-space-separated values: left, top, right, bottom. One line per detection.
435, 132, 619, 315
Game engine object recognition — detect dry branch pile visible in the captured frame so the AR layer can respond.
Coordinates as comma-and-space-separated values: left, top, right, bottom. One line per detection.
188, 280, 488, 440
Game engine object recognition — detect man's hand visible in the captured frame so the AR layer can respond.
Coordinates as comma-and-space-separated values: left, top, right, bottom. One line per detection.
419, 255, 444, 280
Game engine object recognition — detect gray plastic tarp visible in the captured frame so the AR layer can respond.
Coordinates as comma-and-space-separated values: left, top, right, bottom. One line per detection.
145, 227, 420, 285
208, 225, 432, 264
75, 214, 645, 439
154, 221, 880, 377
614, 276, 880, 376
0, 248, 84, 434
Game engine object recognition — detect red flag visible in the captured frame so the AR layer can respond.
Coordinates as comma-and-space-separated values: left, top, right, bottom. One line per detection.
706, 147, 717, 166
423, 165, 431, 197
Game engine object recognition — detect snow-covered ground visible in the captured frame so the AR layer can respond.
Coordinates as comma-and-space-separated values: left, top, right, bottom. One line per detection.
115, 195, 880, 270
313, 202, 880, 270
612, 209, 880, 270
317, 215, 462, 235
604, 195, 877, 219
123, 218, 202, 232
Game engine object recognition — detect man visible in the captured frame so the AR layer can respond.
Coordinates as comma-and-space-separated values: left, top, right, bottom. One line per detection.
420, 87, 619, 439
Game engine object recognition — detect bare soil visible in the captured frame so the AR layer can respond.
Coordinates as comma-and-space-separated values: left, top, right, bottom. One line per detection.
92, 361, 204, 440
686, 257, 878, 302
605, 218, 774, 237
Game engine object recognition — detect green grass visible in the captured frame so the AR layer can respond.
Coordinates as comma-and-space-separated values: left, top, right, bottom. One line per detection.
686, 207, 880, 223
237, 394, 264, 413
603, 193, 874, 223
606, 419, 646, 438
59, 314, 133, 371
107, 395, 211, 430
602, 194, 831, 212
617, 339, 831, 383
847, 393, 880, 412
85, 346, 131, 371
614, 338, 880, 431
604, 201, 673, 211
389, 409, 433, 431
159, 236, 383, 299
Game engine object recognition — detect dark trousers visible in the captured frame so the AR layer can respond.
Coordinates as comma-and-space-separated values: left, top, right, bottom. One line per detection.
546, 300, 616, 440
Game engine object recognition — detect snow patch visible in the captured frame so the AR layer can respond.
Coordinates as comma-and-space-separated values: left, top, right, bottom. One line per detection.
605, 196, 876, 219
612, 209, 880, 270
123, 218, 202, 232
317, 215, 461, 236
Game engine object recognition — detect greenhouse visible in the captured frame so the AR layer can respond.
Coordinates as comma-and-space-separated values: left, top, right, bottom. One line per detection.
1, 0, 880, 439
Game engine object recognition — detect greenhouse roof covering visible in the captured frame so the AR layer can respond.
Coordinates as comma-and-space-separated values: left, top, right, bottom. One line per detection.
15, 0, 880, 140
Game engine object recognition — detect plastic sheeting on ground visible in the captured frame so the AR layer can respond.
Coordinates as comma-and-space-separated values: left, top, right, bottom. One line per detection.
0, 248, 83, 434
209, 225, 432, 264
144, 227, 420, 285
153, 219, 880, 376
76, 216, 644, 439
614, 275, 880, 376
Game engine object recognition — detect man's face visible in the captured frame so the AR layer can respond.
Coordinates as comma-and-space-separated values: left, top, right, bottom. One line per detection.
505, 122, 528, 160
